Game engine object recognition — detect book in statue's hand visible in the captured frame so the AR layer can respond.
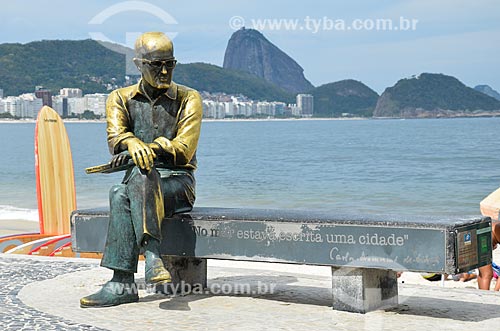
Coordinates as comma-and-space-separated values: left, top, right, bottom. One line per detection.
86, 151, 171, 174
85, 151, 133, 174
85, 159, 135, 174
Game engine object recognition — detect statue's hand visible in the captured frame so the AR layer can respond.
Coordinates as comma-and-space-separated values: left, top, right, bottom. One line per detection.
110, 152, 130, 168
148, 142, 162, 156
125, 138, 157, 171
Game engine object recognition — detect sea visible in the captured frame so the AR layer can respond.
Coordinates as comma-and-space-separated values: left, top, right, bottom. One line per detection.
0, 117, 499, 223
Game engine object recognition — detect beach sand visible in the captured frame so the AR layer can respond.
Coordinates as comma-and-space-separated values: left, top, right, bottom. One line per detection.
0, 219, 39, 236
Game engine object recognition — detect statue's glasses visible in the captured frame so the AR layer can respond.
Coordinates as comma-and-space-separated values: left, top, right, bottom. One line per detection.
136, 58, 177, 70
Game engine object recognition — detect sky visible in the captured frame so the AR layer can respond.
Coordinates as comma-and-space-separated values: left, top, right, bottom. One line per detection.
2, 0, 499, 94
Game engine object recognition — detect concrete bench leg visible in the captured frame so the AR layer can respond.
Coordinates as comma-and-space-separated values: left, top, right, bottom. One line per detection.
331, 267, 398, 313
162, 256, 207, 293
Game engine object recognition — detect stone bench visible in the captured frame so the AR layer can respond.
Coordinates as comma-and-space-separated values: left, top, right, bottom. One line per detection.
71, 207, 492, 313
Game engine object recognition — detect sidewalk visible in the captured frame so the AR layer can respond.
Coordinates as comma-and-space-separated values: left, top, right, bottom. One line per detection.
2, 253, 500, 331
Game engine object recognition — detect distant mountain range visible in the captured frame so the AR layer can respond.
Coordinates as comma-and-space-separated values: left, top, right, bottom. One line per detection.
1, 31, 500, 118
0, 39, 294, 103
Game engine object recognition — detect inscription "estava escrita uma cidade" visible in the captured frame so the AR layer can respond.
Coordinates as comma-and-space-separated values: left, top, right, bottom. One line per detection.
193, 225, 409, 247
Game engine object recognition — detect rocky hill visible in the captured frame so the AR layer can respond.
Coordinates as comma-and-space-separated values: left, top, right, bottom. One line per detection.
223, 28, 314, 94
311, 80, 379, 117
0, 39, 293, 102
475, 85, 500, 101
373, 73, 500, 118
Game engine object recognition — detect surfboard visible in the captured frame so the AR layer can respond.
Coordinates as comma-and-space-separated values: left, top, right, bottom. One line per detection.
49, 241, 73, 257
0, 233, 51, 253
35, 106, 77, 235
480, 187, 500, 221
29, 234, 71, 256
4, 235, 68, 254
0, 233, 102, 258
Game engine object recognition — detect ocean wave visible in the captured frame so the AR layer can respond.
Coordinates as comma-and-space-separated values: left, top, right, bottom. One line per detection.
0, 205, 39, 222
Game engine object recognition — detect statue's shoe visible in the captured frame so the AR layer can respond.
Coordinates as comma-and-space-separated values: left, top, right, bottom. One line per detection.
145, 257, 172, 285
80, 281, 139, 308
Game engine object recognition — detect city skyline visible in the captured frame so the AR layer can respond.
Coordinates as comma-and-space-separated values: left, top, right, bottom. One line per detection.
0, 87, 313, 119
1, 0, 499, 93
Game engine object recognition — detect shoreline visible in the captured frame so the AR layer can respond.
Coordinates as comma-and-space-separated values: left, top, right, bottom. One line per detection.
0, 117, 368, 124
2, 112, 500, 124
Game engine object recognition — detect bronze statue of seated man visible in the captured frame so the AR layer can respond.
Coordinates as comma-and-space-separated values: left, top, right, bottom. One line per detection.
80, 31, 202, 308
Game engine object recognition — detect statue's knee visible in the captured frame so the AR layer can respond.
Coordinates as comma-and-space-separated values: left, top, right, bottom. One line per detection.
128, 168, 160, 186
109, 184, 127, 204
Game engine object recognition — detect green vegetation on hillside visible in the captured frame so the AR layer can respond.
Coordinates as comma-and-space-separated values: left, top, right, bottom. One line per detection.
0, 39, 293, 102
175, 63, 294, 102
311, 79, 379, 117
0, 39, 124, 95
